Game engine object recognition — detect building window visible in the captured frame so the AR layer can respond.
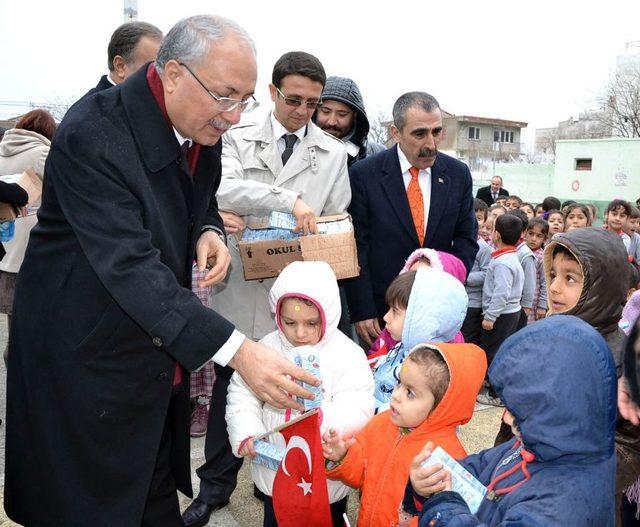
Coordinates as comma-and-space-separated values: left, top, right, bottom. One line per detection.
468, 126, 480, 140
575, 158, 592, 171
493, 130, 514, 143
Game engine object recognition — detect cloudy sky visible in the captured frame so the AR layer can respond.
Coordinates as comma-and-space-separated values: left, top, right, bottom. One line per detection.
1, 0, 639, 148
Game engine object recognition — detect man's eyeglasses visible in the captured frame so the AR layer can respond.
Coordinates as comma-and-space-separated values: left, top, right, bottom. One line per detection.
275, 87, 322, 110
179, 62, 258, 113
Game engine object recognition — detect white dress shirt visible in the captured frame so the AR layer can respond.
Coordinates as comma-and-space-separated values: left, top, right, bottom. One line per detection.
270, 112, 306, 157
106, 73, 117, 86
397, 145, 431, 236
171, 129, 245, 367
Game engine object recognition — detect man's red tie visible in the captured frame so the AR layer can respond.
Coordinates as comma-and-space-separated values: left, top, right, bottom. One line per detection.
407, 166, 425, 245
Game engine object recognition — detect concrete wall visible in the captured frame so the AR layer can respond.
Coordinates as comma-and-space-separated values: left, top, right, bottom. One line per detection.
474, 163, 554, 204
553, 138, 640, 203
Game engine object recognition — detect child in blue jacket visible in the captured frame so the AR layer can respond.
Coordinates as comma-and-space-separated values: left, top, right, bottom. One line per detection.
402, 316, 617, 526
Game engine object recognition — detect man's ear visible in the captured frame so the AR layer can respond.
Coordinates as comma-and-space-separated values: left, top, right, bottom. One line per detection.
268, 84, 277, 103
390, 124, 400, 144
162, 60, 182, 94
111, 55, 127, 82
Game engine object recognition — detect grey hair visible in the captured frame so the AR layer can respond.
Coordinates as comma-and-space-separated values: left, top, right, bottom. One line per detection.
155, 15, 255, 73
392, 92, 440, 130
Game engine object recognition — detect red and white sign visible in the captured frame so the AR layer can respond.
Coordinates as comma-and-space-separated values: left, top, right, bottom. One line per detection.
571, 180, 580, 192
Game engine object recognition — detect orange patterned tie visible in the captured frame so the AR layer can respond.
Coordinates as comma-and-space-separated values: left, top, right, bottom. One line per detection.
407, 166, 425, 245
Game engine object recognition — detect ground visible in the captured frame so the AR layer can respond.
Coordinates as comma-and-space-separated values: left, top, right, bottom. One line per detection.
0, 314, 502, 526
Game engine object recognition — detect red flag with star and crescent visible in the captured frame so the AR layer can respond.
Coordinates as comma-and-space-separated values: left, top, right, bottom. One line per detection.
272, 410, 332, 526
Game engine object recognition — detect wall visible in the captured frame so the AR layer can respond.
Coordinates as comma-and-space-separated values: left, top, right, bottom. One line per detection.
554, 138, 640, 204
476, 163, 554, 204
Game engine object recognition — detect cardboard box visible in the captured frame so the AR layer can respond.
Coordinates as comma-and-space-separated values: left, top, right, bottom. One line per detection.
0, 169, 42, 221
237, 213, 359, 281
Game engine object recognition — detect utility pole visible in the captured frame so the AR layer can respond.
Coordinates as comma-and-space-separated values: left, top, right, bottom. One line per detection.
123, 0, 138, 22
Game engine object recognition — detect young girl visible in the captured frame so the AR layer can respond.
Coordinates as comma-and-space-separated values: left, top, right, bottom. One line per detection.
519, 202, 535, 220
525, 217, 549, 323
479, 216, 494, 244
323, 343, 486, 527
225, 261, 374, 527
547, 209, 565, 237
366, 249, 466, 368
372, 267, 468, 411
563, 202, 592, 231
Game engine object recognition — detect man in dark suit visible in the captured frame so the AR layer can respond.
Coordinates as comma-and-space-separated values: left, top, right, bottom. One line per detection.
89, 21, 163, 97
4, 16, 315, 527
345, 91, 478, 346
476, 175, 509, 206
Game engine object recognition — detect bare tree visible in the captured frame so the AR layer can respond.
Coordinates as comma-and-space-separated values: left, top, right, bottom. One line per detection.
596, 69, 640, 138
368, 110, 392, 146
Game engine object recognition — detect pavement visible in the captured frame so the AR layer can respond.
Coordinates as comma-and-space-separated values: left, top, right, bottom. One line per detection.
0, 314, 503, 526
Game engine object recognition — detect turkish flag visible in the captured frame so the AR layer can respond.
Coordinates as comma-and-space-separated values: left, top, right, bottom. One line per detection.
272, 411, 332, 527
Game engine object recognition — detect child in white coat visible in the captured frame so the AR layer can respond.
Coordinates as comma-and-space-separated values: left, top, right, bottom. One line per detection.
225, 261, 375, 527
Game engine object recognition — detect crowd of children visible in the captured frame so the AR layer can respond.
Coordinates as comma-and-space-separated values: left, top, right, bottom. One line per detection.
222, 192, 640, 526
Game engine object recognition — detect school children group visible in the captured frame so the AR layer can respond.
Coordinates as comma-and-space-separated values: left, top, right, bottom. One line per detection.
224, 192, 640, 526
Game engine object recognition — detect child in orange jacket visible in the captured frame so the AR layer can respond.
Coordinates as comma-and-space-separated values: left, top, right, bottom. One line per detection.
322, 342, 486, 527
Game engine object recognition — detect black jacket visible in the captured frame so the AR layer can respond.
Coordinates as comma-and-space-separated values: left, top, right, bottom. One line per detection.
4, 65, 233, 526
476, 185, 509, 206
344, 146, 478, 322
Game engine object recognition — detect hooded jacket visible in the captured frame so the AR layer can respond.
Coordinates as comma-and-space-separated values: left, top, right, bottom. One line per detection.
0, 128, 50, 272
544, 227, 629, 371
545, 227, 640, 494
317, 76, 385, 164
328, 342, 486, 527
408, 316, 616, 527
225, 261, 374, 502
372, 267, 468, 411
367, 250, 467, 367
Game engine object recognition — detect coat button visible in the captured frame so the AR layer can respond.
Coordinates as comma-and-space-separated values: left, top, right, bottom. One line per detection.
157, 372, 168, 380
270, 186, 282, 194
152, 337, 163, 347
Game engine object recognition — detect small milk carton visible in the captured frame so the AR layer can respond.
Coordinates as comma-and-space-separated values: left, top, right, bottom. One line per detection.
421, 446, 487, 514
252, 440, 285, 472
294, 346, 323, 411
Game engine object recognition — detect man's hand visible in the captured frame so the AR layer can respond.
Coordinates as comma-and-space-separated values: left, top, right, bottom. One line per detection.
618, 377, 640, 426
409, 441, 452, 498
535, 308, 547, 320
292, 198, 317, 235
322, 428, 355, 462
355, 318, 382, 347
228, 339, 319, 411
482, 319, 494, 331
195, 230, 231, 287
220, 211, 246, 235
523, 307, 533, 318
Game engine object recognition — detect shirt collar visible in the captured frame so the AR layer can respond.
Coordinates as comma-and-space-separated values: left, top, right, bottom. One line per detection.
106, 73, 117, 86
397, 145, 430, 175
174, 128, 191, 148
271, 111, 307, 142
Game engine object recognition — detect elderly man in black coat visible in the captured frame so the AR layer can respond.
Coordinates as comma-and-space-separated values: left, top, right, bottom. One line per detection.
4, 15, 315, 527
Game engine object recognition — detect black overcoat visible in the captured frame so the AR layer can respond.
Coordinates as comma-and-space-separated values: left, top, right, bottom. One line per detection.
4, 65, 235, 526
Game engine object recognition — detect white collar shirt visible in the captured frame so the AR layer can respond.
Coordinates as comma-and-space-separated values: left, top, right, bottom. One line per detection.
271, 112, 307, 156
397, 145, 431, 236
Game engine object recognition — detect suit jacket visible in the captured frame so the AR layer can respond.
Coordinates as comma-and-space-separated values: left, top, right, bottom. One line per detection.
344, 145, 478, 322
476, 185, 509, 206
5, 65, 233, 526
